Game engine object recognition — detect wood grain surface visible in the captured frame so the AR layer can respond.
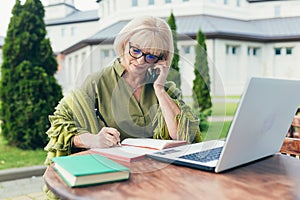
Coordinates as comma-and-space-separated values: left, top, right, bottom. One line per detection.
44, 152, 300, 200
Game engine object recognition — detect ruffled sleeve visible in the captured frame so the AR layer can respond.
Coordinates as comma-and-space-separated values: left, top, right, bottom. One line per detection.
44, 88, 101, 165
152, 81, 202, 143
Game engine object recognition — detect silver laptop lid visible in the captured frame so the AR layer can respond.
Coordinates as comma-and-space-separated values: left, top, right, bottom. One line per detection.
216, 77, 300, 172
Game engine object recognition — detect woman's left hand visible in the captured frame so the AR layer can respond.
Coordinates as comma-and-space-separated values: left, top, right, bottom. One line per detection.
153, 60, 170, 87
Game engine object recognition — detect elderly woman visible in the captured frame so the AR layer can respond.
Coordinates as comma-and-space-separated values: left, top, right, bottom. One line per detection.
44, 16, 201, 165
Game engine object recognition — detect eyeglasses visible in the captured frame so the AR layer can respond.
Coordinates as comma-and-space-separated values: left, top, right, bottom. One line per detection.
129, 42, 163, 64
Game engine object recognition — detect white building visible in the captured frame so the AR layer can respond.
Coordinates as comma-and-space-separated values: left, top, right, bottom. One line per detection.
44, 0, 99, 53
44, 0, 300, 96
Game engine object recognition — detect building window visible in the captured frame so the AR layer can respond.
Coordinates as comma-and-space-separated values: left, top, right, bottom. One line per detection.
286, 47, 293, 55
182, 0, 189, 2
253, 48, 258, 56
70, 27, 76, 36
274, 47, 293, 55
74, 55, 78, 70
132, 0, 138, 7
247, 47, 260, 56
274, 48, 281, 55
61, 28, 66, 37
165, 0, 171, 3
103, 49, 110, 58
107, 0, 110, 15
247, 47, 251, 56
274, 5, 281, 17
224, 0, 228, 5
68, 57, 72, 83
226, 45, 230, 54
81, 52, 86, 62
68, 57, 72, 67
232, 47, 237, 54
236, 0, 240, 7
183, 46, 191, 54
226, 45, 240, 55
148, 0, 154, 5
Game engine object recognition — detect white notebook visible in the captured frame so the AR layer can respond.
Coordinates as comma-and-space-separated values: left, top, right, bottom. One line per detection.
92, 138, 187, 162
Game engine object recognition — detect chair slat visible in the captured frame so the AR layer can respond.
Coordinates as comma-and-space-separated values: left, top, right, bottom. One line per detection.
280, 137, 300, 157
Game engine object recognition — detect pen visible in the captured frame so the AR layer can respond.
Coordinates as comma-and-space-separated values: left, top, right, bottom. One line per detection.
95, 109, 121, 146
95, 108, 108, 127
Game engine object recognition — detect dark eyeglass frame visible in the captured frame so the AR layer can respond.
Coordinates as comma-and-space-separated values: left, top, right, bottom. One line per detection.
128, 42, 163, 64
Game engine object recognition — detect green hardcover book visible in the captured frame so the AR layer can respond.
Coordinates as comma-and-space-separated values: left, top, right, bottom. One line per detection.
52, 154, 130, 187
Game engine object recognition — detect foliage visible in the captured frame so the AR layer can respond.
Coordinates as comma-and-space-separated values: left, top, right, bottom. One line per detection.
0, 0, 63, 149
192, 30, 212, 132
166, 12, 181, 88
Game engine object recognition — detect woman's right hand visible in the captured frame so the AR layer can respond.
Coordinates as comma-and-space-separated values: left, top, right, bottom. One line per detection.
96, 127, 121, 148
73, 127, 121, 148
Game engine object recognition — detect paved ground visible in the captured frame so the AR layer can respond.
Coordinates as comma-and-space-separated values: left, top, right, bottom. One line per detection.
0, 176, 45, 200
208, 115, 233, 122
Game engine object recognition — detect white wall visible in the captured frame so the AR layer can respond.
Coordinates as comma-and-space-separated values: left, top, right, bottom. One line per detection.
46, 21, 99, 53
44, 0, 76, 20
249, 0, 300, 19
271, 41, 300, 79
56, 43, 117, 94
211, 39, 300, 95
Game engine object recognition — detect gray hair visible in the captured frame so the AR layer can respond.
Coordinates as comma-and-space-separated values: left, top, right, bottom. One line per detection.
114, 16, 174, 64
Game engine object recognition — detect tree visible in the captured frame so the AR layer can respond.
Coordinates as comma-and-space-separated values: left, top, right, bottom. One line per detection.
0, 0, 63, 149
166, 12, 181, 88
192, 29, 212, 132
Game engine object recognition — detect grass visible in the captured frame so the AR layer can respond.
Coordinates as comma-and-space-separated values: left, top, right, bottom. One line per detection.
205, 98, 238, 140
212, 102, 238, 116
0, 134, 46, 170
202, 121, 232, 141
183, 96, 239, 116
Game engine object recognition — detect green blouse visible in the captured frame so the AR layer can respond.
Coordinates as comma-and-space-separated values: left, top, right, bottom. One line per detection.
44, 59, 201, 165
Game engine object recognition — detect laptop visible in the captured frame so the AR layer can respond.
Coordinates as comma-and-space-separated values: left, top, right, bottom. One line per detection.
147, 77, 300, 173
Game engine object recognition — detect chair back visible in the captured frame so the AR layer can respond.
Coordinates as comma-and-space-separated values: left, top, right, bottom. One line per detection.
283, 108, 300, 158
280, 137, 300, 158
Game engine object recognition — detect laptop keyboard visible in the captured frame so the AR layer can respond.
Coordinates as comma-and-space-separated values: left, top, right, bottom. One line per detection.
179, 147, 223, 163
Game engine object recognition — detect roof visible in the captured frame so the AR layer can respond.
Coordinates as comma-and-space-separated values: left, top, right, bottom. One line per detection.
45, 10, 99, 26
177, 15, 300, 41
176, 15, 262, 38
247, 0, 283, 3
62, 14, 300, 54
89, 21, 129, 41
253, 17, 300, 39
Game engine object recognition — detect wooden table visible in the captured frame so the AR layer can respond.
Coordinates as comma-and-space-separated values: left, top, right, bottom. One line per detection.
44, 152, 300, 200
